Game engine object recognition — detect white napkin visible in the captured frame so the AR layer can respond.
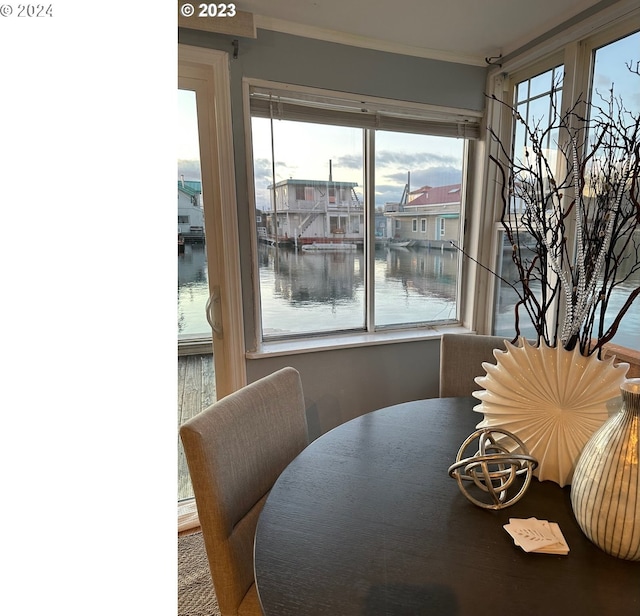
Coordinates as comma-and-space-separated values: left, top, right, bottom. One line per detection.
503, 517, 569, 555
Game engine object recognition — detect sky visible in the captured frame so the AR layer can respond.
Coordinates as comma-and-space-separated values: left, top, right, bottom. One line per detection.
591, 30, 640, 113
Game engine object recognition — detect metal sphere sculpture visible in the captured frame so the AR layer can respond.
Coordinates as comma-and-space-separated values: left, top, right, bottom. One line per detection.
448, 428, 538, 510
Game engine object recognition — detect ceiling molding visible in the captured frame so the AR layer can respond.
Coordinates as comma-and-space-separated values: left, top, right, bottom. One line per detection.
253, 15, 490, 67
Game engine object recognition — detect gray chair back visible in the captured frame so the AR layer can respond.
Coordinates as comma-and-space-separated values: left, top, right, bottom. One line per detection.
180, 367, 308, 616
439, 333, 509, 397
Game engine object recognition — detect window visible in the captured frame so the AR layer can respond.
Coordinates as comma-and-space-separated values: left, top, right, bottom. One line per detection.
421, 219, 427, 233
588, 31, 640, 349
492, 64, 564, 339
178, 89, 209, 339
248, 82, 478, 340
488, 25, 640, 350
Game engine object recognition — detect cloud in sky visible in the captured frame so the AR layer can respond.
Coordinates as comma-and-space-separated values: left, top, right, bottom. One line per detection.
375, 166, 461, 207
376, 150, 460, 169
385, 166, 461, 188
333, 150, 460, 173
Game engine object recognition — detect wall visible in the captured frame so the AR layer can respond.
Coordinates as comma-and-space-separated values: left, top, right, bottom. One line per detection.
247, 339, 442, 441
178, 27, 488, 437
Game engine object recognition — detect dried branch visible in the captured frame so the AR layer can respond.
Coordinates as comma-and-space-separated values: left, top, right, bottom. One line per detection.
481, 72, 640, 354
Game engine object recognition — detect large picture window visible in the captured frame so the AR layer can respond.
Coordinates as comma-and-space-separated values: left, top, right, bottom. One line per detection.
248, 83, 477, 340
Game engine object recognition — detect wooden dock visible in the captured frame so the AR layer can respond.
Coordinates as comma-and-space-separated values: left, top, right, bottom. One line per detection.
178, 353, 216, 501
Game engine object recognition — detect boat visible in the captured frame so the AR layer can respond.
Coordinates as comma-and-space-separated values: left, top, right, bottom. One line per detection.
389, 240, 413, 248
302, 242, 358, 252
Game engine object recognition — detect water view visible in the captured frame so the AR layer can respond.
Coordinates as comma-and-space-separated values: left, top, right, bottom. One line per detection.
178, 243, 210, 337
494, 248, 640, 349
179, 241, 639, 349
178, 242, 459, 337
258, 243, 458, 336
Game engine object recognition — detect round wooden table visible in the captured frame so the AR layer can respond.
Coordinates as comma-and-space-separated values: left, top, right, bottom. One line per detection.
254, 397, 640, 615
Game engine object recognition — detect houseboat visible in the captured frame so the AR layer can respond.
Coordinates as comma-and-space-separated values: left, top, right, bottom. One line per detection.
384, 183, 461, 249
258, 178, 364, 248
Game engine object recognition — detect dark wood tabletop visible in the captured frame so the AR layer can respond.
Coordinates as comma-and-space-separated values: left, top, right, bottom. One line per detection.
254, 397, 640, 616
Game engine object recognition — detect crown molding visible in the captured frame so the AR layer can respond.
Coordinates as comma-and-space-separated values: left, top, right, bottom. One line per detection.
253, 15, 489, 67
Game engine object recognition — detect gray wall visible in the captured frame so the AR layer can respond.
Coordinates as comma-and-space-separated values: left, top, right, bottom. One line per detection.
178, 27, 487, 437
247, 339, 442, 441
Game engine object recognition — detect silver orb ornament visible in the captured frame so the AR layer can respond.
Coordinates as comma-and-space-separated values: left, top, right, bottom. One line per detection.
448, 428, 538, 510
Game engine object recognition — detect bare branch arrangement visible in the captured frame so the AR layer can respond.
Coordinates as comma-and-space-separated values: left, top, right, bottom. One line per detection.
487, 70, 640, 356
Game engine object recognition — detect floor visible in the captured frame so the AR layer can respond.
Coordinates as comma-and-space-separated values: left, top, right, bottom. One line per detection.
178, 353, 216, 501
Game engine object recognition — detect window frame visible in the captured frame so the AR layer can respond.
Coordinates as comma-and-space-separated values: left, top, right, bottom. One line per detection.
178, 45, 247, 394
478, 15, 640, 342
243, 78, 479, 350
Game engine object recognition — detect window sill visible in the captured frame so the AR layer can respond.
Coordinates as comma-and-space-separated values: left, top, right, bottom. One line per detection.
246, 324, 473, 359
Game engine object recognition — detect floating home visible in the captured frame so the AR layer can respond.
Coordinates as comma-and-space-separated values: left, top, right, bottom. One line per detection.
384, 183, 461, 249
258, 178, 364, 247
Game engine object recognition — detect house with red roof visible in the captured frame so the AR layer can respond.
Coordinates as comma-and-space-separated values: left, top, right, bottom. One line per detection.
384, 183, 461, 247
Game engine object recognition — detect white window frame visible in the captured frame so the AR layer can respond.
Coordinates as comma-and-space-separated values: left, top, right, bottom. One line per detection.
243, 78, 480, 353
178, 45, 247, 394
476, 11, 640, 338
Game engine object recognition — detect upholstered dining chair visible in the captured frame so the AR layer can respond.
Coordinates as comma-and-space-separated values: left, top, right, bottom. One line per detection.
439, 333, 509, 397
180, 367, 309, 616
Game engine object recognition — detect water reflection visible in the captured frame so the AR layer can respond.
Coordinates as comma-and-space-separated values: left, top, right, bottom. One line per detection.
178, 241, 637, 346
261, 245, 364, 305
259, 244, 458, 335
494, 244, 640, 348
178, 243, 209, 336
376, 246, 458, 326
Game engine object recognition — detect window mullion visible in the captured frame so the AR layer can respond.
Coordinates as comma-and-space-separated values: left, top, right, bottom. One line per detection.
365, 129, 375, 332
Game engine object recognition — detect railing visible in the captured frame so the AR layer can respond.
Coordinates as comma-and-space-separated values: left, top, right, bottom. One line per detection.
281, 200, 364, 211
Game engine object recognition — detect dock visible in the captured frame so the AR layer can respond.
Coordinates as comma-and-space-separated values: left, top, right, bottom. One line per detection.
178, 353, 216, 501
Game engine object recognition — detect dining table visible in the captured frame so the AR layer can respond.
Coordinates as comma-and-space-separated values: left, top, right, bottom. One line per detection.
253, 397, 640, 616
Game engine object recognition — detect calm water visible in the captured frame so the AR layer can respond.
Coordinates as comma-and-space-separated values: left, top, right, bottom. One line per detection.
178, 243, 458, 336
257, 243, 458, 336
178, 243, 639, 348
178, 243, 210, 336
495, 252, 640, 349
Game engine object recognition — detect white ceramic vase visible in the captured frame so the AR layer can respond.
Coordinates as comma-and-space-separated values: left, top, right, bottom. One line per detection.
472, 338, 629, 487
570, 378, 640, 561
